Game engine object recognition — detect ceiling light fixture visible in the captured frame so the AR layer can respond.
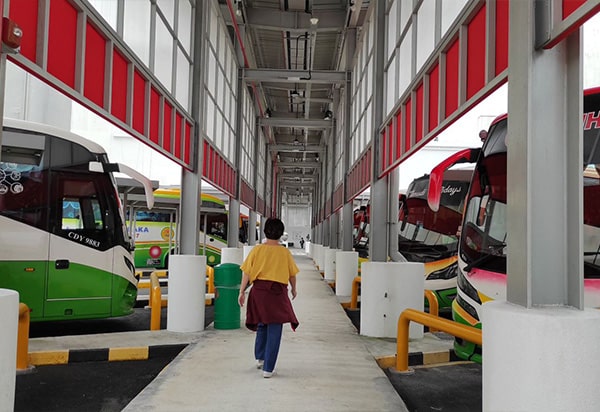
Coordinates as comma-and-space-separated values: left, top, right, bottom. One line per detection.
310, 16, 319, 25
265, 108, 272, 118
323, 110, 333, 120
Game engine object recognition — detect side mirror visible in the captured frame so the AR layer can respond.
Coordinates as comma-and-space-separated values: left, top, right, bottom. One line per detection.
127, 236, 135, 252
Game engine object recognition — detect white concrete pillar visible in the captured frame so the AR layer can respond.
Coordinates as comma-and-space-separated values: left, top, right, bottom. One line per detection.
482, 301, 600, 411
221, 247, 243, 265
167, 255, 206, 332
336, 251, 358, 297
306, 241, 311, 256
324, 248, 339, 282
0, 289, 19, 410
242, 245, 254, 262
360, 262, 424, 339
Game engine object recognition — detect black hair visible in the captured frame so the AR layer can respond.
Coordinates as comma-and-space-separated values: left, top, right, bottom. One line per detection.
263, 218, 285, 240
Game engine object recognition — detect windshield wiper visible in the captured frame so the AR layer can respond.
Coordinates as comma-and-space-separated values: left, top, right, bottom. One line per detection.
463, 242, 506, 272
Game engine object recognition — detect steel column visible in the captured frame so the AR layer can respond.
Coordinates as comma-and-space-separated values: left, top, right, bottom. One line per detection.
369, 0, 388, 262
507, 1, 583, 309
179, 0, 207, 255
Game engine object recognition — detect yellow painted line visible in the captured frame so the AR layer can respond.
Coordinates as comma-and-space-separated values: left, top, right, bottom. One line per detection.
108, 347, 149, 361
375, 355, 396, 369
423, 351, 450, 365
376, 351, 455, 369
29, 351, 69, 365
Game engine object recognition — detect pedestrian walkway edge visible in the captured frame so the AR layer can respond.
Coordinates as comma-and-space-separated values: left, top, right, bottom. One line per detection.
27, 343, 188, 366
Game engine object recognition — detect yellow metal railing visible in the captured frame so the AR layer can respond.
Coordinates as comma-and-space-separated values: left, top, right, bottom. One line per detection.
395, 309, 481, 372
205, 265, 214, 305
423, 290, 439, 332
17, 303, 31, 371
150, 272, 162, 331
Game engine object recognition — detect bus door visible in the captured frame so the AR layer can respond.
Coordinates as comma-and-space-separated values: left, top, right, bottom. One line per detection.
45, 172, 114, 318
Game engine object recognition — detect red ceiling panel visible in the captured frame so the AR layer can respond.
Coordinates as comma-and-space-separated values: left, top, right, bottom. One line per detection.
111, 50, 128, 123
444, 39, 460, 119
466, 5, 486, 100
150, 87, 160, 145
428, 65, 440, 132
415, 83, 424, 143
495, 0, 509, 75
163, 101, 173, 153
48, 0, 78, 88
9, 0, 38, 62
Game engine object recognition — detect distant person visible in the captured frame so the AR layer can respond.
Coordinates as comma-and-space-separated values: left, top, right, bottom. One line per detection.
306, 234, 310, 242
299, 237, 305, 249
239, 217, 299, 378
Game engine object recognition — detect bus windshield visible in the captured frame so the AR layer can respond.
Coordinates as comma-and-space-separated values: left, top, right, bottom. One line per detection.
459, 90, 600, 276
400, 172, 471, 263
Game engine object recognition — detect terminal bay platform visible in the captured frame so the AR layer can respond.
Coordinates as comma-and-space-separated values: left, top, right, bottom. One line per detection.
22, 252, 475, 411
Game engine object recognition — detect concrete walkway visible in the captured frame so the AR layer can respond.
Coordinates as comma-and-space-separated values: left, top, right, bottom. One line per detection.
122, 254, 409, 412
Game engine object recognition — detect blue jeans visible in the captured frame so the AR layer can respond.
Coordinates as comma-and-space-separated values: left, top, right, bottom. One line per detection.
254, 323, 283, 373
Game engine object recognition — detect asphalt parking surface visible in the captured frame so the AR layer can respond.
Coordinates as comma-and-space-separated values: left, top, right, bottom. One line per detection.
15, 306, 214, 412
345, 307, 482, 412
15, 345, 186, 412
28, 304, 208, 337
19, 297, 482, 411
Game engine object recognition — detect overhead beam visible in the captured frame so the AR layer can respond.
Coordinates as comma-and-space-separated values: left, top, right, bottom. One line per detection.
260, 118, 333, 128
277, 161, 320, 168
269, 144, 325, 153
281, 183, 314, 191
245, 9, 346, 32
281, 176, 317, 182
244, 69, 347, 84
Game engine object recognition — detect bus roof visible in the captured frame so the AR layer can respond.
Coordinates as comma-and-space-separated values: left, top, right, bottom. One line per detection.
3, 118, 108, 155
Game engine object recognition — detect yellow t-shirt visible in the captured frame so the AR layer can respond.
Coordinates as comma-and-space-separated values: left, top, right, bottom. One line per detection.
240, 244, 299, 284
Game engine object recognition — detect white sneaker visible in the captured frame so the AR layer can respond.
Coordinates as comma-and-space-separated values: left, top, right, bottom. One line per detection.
256, 359, 264, 369
263, 371, 274, 378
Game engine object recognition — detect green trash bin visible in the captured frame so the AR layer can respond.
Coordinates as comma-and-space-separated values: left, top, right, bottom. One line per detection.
213, 263, 242, 329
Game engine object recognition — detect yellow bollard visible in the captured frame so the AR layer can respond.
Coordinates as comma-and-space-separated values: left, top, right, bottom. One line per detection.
350, 276, 361, 309
17, 303, 31, 371
150, 273, 162, 331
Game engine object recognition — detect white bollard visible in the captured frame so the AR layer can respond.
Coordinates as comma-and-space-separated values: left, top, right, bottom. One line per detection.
319, 246, 329, 274
221, 247, 243, 265
324, 248, 338, 282
167, 255, 206, 332
312, 244, 320, 265
336, 251, 358, 297
0, 289, 18, 410
360, 262, 424, 339
306, 241, 311, 256
483, 302, 600, 411
242, 245, 254, 262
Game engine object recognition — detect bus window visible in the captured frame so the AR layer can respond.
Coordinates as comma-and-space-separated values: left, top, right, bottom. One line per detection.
0, 162, 49, 230
54, 176, 117, 251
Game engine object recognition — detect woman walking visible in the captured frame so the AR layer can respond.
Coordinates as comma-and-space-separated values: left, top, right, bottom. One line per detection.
239, 218, 299, 378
